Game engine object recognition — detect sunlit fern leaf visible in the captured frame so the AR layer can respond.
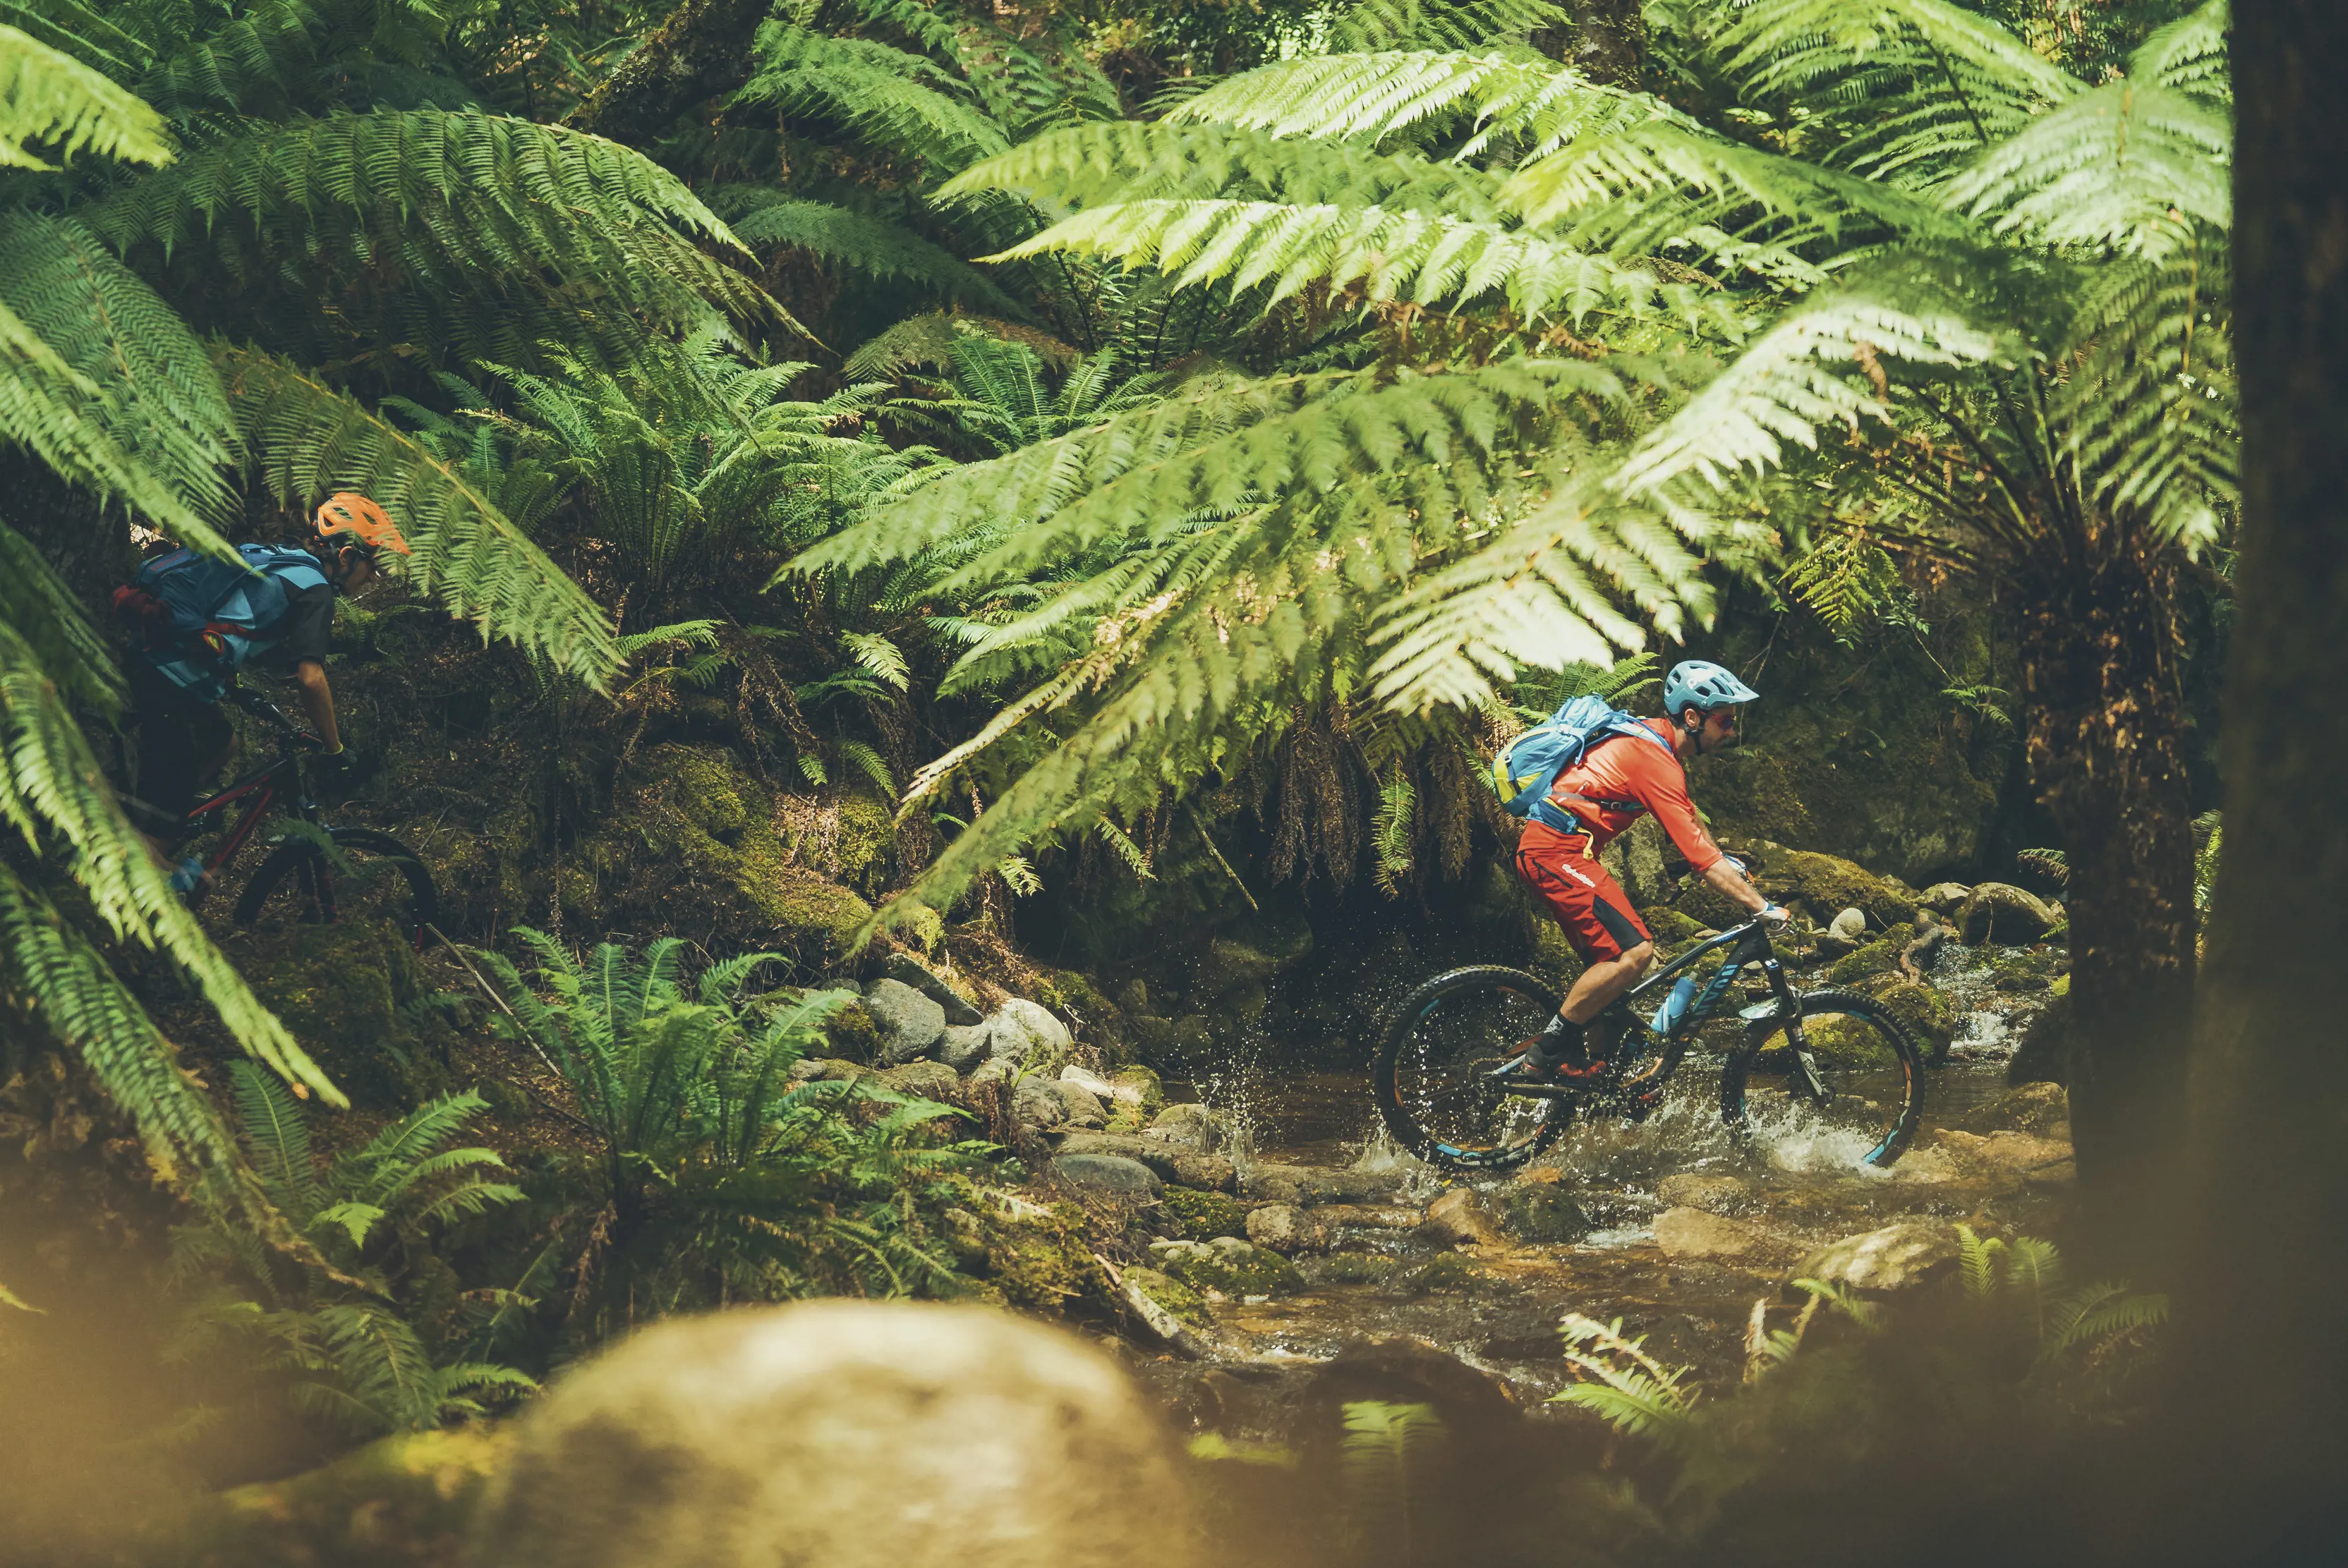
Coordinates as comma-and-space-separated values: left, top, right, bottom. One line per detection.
0, 211, 236, 522
736, 23, 1007, 174
1553, 1312, 1702, 1443
720, 194, 1025, 315
0, 581, 334, 1107
2041, 1281, 2168, 1361
840, 739, 897, 798
229, 1061, 322, 1222
1094, 818, 1154, 880
842, 312, 1079, 382
217, 344, 621, 690
1330, 0, 1568, 51
0, 19, 172, 166
1371, 770, 1415, 897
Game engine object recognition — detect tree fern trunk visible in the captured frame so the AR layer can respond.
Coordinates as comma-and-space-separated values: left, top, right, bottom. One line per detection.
1532, 4, 1648, 87
567, 0, 772, 145
2181, 0, 2348, 1540
2015, 536, 2196, 1274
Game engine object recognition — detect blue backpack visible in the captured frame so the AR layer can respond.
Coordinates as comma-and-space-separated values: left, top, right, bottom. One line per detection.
117, 544, 329, 700
1489, 694, 1675, 832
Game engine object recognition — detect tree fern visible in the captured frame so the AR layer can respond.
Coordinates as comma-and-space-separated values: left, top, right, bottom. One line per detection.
735, 23, 1009, 175
0, 19, 172, 166
720, 193, 1023, 314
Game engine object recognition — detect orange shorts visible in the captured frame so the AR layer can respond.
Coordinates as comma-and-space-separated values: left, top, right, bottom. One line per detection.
1513, 820, 1652, 965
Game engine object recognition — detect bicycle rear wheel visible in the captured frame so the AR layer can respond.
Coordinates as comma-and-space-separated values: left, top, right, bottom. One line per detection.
1718, 986, 1926, 1169
232, 827, 439, 949
1373, 966, 1567, 1172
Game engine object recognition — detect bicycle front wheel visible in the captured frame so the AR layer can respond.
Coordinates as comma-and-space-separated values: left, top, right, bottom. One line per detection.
1719, 986, 1925, 1169
232, 827, 439, 949
1373, 966, 1567, 1172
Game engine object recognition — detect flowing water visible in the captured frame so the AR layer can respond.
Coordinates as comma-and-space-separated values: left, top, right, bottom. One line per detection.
1130, 947, 2066, 1430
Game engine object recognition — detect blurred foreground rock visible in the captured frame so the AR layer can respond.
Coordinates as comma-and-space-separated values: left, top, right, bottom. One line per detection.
471, 1300, 1197, 1568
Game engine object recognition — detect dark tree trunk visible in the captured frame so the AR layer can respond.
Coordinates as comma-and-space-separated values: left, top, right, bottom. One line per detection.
1532, 1, 1649, 87
2014, 535, 2196, 1273
567, 0, 773, 145
2178, 0, 2348, 1546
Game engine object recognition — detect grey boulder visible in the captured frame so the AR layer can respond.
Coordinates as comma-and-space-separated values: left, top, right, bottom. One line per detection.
880, 952, 984, 1026
1049, 1153, 1163, 1200
864, 978, 947, 1066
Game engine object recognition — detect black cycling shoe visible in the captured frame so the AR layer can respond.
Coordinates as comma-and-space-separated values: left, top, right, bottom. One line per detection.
1487, 1046, 1609, 1083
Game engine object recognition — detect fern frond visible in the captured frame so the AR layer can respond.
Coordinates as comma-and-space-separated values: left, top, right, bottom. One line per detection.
722, 194, 1024, 314
0, 516, 119, 712
217, 344, 620, 688
0, 20, 172, 167
0, 211, 235, 521
737, 23, 1007, 174
229, 1060, 321, 1221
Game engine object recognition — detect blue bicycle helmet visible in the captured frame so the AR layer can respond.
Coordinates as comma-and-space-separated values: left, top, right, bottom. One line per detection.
1663, 660, 1760, 718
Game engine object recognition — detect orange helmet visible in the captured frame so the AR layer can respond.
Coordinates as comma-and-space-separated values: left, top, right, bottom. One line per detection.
313, 492, 411, 558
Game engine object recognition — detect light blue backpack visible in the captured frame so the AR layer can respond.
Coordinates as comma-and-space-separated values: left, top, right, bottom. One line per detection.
1488, 694, 1674, 833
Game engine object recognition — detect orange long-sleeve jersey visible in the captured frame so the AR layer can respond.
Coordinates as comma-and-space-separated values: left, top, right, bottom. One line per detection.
1544, 717, 1727, 877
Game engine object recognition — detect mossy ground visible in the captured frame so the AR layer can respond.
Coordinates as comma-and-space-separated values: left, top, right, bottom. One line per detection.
1158, 1243, 1304, 1299
1158, 1187, 1249, 1240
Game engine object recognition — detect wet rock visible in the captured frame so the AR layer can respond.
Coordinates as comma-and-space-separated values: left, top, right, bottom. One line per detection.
1932, 1129, 2074, 1183
1653, 1207, 1763, 1260
1055, 1133, 1236, 1193
1314, 1203, 1422, 1231
1417, 1188, 1503, 1247
876, 1060, 960, 1104
1298, 1338, 1518, 1436
939, 1021, 998, 1073
470, 1300, 1197, 1568
1146, 1101, 1229, 1152
1392, 1252, 1490, 1294
1793, 1220, 1957, 1294
879, 952, 982, 1026
1501, 1184, 1592, 1244
1152, 1236, 1302, 1298
1863, 977, 1958, 1061
1242, 1162, 1403, 1206
1959, 882, 2058, 945
1918, 882, 1973, 914
175, 1426, 509, 1568
864, 978, 947, 1066
1048, 1153, 1163, 1201
1158, 1187, 1249, 1240
1125, 1265, 1212, 1330
1956, 1081, 2070, 1136
1654, 1173, 1750, 1215
1245, 1203, 1332, 1255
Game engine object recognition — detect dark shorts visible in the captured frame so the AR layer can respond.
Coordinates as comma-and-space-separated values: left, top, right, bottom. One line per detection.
1513, 820, 1652, 965
129, 659, 234, 821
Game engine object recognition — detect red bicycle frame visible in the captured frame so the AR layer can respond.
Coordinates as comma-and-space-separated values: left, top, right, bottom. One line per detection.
178, 750, 305, 902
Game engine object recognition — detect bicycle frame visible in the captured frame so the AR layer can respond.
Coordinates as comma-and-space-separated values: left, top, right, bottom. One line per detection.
1500, 918, 1822, 1105
175, 693, 319, 900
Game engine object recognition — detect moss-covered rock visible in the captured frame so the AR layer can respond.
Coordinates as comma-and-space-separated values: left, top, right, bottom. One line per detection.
569, 744, 874, 975
1393, 1251, 1487, 1294
1859, 977, 1957, 1059
1756, 849, 1918, 928
238, 918, 446, 1110
1314, 1251, 1401, 1286
1156, 1236, 1304, 1298
976, 1195, 1109, 1312
167, 1426, 511, 1568
1640, 906, 1706, 944
1824, 923, 1916, 986
1958, 882, 2058, 945
1125, 1265, 1213, 1329
1157, 1186, 1249, 1240
1501, 1183, 1592, 1243
2009, 992, 2070, 1087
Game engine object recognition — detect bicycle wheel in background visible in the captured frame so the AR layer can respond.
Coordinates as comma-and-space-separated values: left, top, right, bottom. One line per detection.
1718, 986, 1926, 1169
1373, 966, 1567, 1172
232, 827, 439, 949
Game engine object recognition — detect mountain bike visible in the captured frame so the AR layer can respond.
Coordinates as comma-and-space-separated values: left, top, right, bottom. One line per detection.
1372, 915, 1926, 1173
129, 688, 439, 947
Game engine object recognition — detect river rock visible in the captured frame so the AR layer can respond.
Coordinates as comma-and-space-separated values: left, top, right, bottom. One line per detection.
1312, 1203, 1425, 1231
1793, 1220, 1957, 1294
469, 1300, 1198, 1568
1048, 1080, 1108, 1130
1918, 882, 1972, 914
864, 979, 947, 1066
1654, 1207, 1762, 1260
937, 1023, 995, 1073
879, 952, 984, 1026
876, 1060, 959, 1104
1245, 1203, 1332, 1255
1417, 1189, 1503, 1247
1655, 1173, 1751, 1215
2007, 992, 2071, 1086
1146, 1102, 1230, 1152
1158, 1187, 1249, 1239
1049, 1153, 1163, 1201
1055, 1133, 1237, 1193
1501, 1184, 1592, 1244
1152, 1236, 1303, 1298
1959, 882, 2057, 945
986, 999, 1074, 1068
1242, 1162, 1402, 1206
1956, 1081, 2070, 1136
1011, 1076, 1065, 1135
1819, 906, 1869, 956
